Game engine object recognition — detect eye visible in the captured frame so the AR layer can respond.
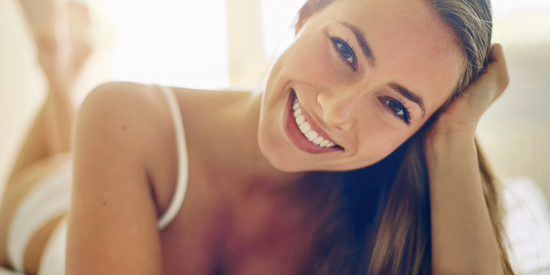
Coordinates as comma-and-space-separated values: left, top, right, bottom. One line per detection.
381, 97, 411, 125
330, 37, 357, 71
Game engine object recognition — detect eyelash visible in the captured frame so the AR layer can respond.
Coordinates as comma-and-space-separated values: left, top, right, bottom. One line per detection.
380, 97, 411, 125
330, 37, 410, 125
330, 37, 357, 71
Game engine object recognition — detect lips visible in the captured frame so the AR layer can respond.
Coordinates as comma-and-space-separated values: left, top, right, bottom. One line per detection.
283, 89, 343, 154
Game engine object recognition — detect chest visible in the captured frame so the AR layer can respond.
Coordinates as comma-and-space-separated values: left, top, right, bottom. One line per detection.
158, 186, 317, 275
149, 105, 323, 274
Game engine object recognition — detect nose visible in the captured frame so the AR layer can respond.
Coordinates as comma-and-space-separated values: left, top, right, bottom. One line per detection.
316, 88, 363, 131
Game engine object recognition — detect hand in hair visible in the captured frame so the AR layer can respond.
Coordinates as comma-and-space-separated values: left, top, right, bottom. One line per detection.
422, 44, 512, 275
428, 44, 509, 138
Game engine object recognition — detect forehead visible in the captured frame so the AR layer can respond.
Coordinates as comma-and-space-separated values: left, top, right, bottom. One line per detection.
326, 0, 464, 113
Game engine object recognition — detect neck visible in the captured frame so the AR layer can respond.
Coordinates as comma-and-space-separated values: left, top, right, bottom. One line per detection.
194, 90, 309, 198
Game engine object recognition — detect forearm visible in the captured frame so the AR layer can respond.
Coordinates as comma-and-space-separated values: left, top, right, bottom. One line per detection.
425, 133, 503, 275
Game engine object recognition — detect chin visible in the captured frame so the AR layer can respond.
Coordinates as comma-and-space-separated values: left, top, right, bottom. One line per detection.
258, 132, 304, 172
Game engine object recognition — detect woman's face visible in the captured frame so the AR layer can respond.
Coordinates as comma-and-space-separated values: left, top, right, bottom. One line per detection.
258, 0, 464, 172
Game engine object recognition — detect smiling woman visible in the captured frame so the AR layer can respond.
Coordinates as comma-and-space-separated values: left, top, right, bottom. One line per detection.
257, 0, 512, 274
0, 0, 515, 274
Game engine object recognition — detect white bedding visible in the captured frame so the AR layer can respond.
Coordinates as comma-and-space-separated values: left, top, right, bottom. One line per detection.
503, 176, 550, 275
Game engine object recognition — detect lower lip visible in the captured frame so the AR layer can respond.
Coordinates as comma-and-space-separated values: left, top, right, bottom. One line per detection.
283, 90, 342, 154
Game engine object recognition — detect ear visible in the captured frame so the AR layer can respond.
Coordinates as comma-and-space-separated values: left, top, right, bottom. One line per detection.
296, 0, 325, 35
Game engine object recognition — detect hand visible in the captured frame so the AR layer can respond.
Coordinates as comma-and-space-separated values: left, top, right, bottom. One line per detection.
428, 44, 509, 138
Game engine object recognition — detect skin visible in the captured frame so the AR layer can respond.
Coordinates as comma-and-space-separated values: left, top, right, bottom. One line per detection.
0, 0, 508, 274
259, 0, 463, 172
0, 0, 90, 274
425, 44, 509, 275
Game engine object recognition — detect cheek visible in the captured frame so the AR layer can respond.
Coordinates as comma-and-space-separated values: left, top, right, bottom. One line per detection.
353, 118, 410, 166
261, 31, 333, 111
282, 32, 339, 86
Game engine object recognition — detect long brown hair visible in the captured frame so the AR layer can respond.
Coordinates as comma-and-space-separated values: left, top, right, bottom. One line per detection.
304, 0, 516, 274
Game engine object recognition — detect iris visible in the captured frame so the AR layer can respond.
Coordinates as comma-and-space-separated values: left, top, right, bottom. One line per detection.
388, 100, 403, 113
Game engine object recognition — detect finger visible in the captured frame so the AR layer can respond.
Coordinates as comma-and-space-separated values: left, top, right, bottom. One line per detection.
488, 43, 507, 68
487, 43, 510, 90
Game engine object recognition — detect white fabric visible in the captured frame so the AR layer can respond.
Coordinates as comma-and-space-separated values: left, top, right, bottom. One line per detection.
7, 168, 72, 272
503, 176, 550, 275
6, 85, 188, 274
156, 85, 189, 230
37, 217, 67, 275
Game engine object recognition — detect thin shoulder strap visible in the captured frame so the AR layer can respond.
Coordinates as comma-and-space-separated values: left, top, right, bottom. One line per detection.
156, 85, 189, 230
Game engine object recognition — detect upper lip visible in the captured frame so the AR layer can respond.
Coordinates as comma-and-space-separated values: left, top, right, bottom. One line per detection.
294, 91, 341, 147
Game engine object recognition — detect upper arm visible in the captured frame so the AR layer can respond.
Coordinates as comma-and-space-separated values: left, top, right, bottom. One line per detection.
67, 82, 165, 275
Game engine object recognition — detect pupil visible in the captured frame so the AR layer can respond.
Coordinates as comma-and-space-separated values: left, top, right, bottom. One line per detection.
389, 101, 402, 112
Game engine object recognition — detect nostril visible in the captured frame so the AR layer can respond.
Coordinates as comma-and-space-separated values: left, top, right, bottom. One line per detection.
317, 100, 324, 114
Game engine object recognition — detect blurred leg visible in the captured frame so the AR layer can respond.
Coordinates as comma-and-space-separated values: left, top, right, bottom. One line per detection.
6, 91, 74, 185
66, 1, 93, 86
0, 0, 93, 271
8, 0, 93, 182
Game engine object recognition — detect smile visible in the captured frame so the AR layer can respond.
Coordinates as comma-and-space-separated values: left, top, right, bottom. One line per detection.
284, 89, 343, 154
292, 96, 336, 148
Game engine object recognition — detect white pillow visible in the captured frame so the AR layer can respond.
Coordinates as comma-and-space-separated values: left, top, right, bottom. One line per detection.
503, 176, 550, 275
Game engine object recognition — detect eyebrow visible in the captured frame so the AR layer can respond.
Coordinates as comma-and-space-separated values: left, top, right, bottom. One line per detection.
335, 21, 425, 119
337, 21, 376, 67
388, 83, 426, 118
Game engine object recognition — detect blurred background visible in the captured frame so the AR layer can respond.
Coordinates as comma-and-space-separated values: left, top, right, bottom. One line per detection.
0, 0, 549, 272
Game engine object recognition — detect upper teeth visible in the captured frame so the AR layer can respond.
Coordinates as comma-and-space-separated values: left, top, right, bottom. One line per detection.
292, 97, 336, 148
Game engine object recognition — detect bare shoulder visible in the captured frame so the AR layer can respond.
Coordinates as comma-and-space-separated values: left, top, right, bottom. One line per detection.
78, 81, 210, 139
79, 81, 190, 161
77, 81, 184, 200
78, 81, 169, 138
68, 81, 178, 274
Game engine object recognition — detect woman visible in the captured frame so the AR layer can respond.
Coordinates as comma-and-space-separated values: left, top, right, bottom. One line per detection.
0, 0, 513, 274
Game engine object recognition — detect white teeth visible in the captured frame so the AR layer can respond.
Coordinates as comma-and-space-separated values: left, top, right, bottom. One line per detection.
295, 115, 305, 125
298, 121, 311, 133
305, 131, 318, 141
312, 136, 324, 145
292, 96, 338, 149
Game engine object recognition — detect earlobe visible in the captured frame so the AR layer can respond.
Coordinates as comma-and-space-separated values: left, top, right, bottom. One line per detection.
296, 0, 326, 35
